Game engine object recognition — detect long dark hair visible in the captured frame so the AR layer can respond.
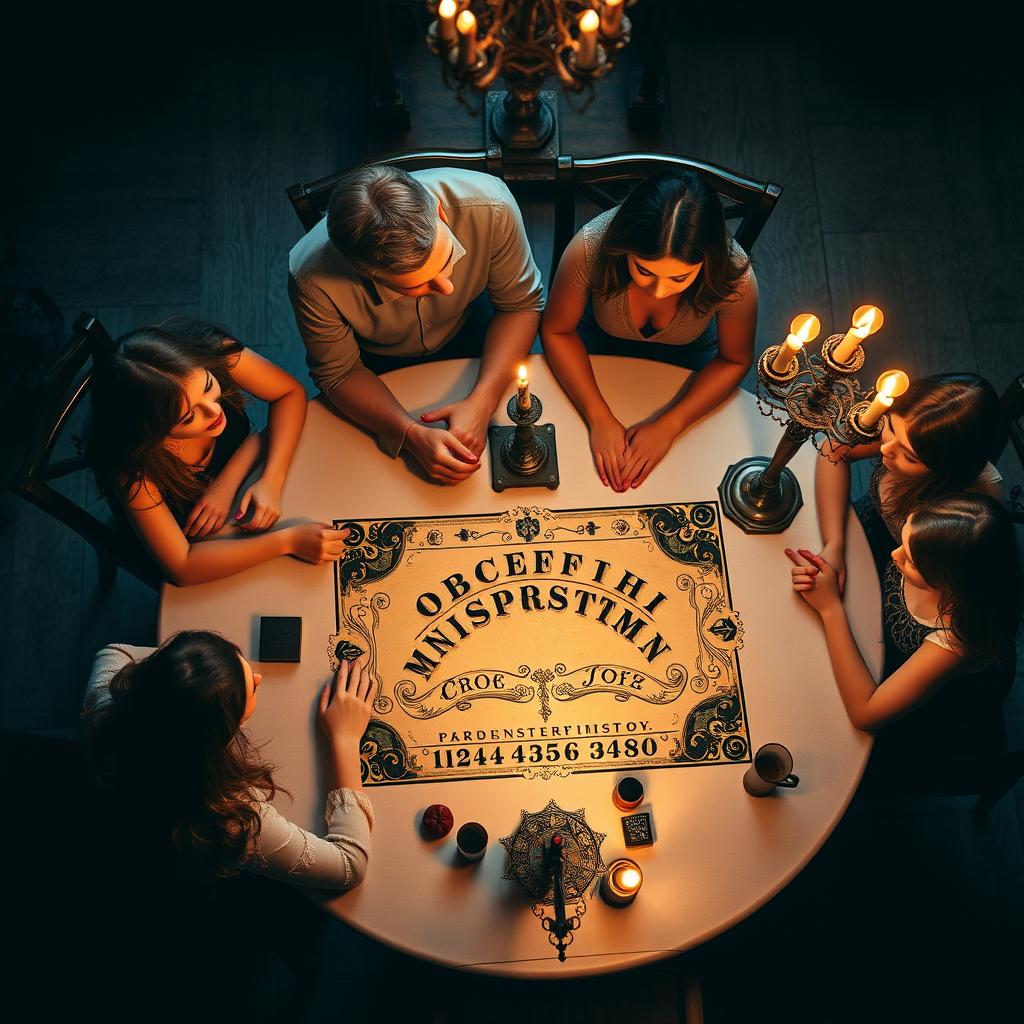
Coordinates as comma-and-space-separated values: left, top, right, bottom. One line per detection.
909, 494, 1022, 667
882, 373, 1002, 529
86, 317, 245, 509
591, 170, 750, 317
84, 631, 280, 877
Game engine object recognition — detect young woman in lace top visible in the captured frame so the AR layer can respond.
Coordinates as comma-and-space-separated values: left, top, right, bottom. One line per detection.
83, 632, 374, 888
786, 494, 1021, 731
541, 170, 758, 492
814, 373, 1004, 592
86, 317, 349, 585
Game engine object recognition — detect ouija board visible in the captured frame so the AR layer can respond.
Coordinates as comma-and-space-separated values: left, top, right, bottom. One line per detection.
331, 502, 750, 786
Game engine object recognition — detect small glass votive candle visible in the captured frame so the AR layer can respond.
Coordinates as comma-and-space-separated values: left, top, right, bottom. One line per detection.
612, 775, 644, 811
600, 857, 643, 907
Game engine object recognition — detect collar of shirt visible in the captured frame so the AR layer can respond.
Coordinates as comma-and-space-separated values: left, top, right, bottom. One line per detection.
371, 226, 467, 304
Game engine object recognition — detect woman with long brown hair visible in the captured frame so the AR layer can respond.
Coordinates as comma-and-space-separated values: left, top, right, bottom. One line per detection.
815, 372, 1004, 591
786, 493, 1022, 731
542, 170, 758, 491
87, 317, 348, 584
83, 632, 374, 886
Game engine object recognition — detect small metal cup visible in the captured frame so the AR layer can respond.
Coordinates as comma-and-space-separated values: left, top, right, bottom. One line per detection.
743, 743, 799, 797
456, 821, 488, 862
612, 775, 644, 811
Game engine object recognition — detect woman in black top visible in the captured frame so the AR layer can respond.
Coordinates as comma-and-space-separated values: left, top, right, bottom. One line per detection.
88, 317, 348, 585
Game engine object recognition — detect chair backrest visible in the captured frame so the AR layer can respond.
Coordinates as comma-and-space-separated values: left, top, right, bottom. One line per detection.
998, 372, 1024, 525
9, 313, 163, 590
286, 147, 503, 232
551, 151, 783, 285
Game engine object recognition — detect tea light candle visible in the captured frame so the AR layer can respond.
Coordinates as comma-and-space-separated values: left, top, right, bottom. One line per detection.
769, 312, 820, 374
517, 364, 530, 411
857, 370, 910, 429
437, 0, 457, 44
600, 857, 643, 906
456, 9, 478, 67
833, 304, 884, 365
576, 9, 600, 70
600, 0, 624, 36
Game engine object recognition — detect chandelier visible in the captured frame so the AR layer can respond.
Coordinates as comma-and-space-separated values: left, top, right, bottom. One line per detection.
426, 1, 636, 150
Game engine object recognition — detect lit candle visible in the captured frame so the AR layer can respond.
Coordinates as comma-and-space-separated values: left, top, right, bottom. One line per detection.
437, 0, 457, 44
769, 312, 820, 374
600, 857, 643, 906
833, 304, 884, 365
857, 369, 910, 429
600, 0, 624, 36
517, 364, 530, 411
456, 9, 478, 67
576, 9, 600, 70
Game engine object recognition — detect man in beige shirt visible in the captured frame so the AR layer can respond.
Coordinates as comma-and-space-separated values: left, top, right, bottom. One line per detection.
288, 165, 544, 484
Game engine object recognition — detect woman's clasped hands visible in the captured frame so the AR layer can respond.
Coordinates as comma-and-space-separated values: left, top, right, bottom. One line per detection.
590, 411, 678, 492
785, 547, 843, 615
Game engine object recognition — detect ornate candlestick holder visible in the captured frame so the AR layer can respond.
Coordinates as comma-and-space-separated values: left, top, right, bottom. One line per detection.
719, 334, 884, 534
501, 800, 607, 963
488, 392, 560, 491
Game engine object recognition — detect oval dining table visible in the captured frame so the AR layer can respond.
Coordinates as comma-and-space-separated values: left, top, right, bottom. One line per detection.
159, 354, 882, 978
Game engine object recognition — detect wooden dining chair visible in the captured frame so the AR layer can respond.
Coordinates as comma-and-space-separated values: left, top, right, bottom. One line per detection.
551, 151, 783, 285
8, 313, 163, 591
286, 147, 503, 232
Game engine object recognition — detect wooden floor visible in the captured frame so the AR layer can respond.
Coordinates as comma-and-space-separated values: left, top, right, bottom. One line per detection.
2, 5, 1022, 1020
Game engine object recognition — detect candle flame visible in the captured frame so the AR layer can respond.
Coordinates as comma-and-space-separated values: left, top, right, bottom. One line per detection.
438, 0, 457, 17
851, 304, 883, 338
605, 0, 624, 7
790, 313, 821, 344
876, 370, 910, 399
517, 364, 527, 383
618, 867, 641, 890
456, 9, 476, 34
579, 8, 600, 31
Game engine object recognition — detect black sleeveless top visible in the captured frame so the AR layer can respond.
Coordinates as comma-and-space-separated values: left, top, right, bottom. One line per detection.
164, 402, 252, 524
854, 474, 1012, 775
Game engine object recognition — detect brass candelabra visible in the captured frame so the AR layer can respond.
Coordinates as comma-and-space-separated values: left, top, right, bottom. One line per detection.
719, 334, 891, 534
426, 0, 636, 150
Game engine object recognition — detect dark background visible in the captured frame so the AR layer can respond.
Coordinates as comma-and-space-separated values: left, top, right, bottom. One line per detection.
1, 2, 1022, 1020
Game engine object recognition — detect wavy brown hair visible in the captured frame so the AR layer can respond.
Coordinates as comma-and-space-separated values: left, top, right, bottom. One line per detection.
908, 494, 1022, 668
882, 373, 1003, 531
84, 631, 281, 878
591, 170, 750, 318
86, 317, 246, 511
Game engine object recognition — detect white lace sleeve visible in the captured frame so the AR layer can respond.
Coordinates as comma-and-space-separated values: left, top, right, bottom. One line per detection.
82, 644, 157, 712
245, 788, 373, 891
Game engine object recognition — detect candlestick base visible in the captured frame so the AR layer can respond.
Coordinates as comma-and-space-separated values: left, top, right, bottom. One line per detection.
718, 456, 803, 534
488, 422, 560, 491
489, 393, 560, 491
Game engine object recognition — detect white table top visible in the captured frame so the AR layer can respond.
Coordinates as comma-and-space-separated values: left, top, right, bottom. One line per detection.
159, 355, 881, 978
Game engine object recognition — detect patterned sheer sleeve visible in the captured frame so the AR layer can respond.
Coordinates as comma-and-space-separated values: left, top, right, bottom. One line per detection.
245, 788, 374, 891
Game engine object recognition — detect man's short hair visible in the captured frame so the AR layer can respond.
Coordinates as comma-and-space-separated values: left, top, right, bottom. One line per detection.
326, 165, 437, 276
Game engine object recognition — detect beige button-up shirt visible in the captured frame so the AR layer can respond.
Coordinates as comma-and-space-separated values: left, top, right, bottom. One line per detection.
288, 168, 545, 454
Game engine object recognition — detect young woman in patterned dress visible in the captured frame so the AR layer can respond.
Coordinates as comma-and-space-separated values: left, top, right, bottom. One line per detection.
786, 493, 1021, 732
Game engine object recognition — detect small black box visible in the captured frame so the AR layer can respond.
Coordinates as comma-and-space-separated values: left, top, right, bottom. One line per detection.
259, 616, 302, 662
621, 811, 654, 847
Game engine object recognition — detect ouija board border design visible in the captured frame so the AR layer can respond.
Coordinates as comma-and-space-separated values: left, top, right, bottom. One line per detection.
332, 501, 752, 785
